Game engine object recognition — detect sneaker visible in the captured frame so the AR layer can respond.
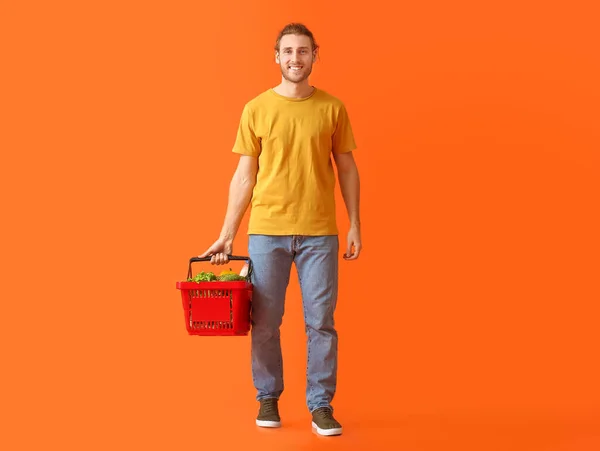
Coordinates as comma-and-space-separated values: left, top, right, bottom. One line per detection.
311, 407, 343, 436
256, 398, 281, 428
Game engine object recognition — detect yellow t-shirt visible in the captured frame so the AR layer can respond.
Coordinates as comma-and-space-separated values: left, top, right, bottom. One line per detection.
232, 87, 357, 236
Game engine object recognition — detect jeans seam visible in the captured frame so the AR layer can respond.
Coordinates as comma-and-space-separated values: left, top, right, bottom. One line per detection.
299, 269, 312, 399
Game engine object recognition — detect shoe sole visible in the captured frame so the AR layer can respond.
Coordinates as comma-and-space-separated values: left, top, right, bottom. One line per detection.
312, 421, 342, 436
256, 419, 281, 428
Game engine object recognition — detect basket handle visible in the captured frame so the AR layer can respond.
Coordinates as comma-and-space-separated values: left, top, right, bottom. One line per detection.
187, 255, 253, 281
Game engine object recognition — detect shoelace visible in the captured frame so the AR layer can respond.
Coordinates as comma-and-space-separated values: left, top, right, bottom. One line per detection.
261, 400, 278, 415
313, 407, 334, 419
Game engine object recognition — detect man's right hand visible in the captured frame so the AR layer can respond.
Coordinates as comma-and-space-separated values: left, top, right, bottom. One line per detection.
199, 238, 233, 265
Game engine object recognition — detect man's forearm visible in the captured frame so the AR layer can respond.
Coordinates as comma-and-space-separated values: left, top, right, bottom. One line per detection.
338, 165, 361, 227
220, 172, 255, 241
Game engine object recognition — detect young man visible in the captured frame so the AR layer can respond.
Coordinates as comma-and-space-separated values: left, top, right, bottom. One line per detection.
199, 23, 361, 436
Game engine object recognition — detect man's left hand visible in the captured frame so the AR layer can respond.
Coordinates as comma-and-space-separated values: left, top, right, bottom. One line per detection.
343, 225, 362, 260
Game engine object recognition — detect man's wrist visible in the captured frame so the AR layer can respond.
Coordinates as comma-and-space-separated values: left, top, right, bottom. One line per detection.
219, 230, 235, 243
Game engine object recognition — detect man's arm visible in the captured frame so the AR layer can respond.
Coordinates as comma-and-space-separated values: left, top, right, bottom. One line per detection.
220, 155, 258, 240
334, 151, 360, 227
199, 155, 258, 264
333, 151, 362, 259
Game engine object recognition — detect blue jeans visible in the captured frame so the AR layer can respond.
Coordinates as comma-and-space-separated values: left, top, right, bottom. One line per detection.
248, 234, 339, 413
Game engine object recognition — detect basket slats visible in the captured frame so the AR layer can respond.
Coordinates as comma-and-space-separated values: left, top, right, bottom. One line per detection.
176, 280, 252, 336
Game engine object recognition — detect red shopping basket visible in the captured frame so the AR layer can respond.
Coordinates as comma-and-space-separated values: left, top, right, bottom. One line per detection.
176, 255, 253, 336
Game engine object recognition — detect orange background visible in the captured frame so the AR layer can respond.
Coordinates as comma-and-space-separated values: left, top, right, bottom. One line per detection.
2, 1, 599, 450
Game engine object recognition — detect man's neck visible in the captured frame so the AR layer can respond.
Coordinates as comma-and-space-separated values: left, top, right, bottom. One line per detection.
273, 79, 314, 99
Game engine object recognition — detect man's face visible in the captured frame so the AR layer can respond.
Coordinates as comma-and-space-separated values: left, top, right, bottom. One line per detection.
276, 34, 316, 83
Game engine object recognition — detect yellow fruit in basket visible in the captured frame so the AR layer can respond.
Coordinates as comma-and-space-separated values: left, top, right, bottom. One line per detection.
219, 268, 236, 277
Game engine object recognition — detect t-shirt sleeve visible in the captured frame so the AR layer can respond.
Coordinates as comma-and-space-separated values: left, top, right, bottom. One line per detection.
232, 104, 261, 157
332, 103, 357, 154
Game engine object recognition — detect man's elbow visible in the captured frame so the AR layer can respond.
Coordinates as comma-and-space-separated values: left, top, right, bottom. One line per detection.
233, 167, 257, 188
334, 151, 358, 173
337, 161, 358, 177
239, 174, 257, 187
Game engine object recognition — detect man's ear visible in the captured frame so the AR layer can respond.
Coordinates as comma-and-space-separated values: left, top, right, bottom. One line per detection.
275, 51, 280, 64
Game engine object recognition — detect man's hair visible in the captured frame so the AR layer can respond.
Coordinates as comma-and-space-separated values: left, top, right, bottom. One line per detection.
274, 23, 319, 52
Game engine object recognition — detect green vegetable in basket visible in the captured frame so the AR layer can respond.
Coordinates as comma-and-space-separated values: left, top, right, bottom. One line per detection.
218, 272, 246, 282
188, 271, 217, 282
